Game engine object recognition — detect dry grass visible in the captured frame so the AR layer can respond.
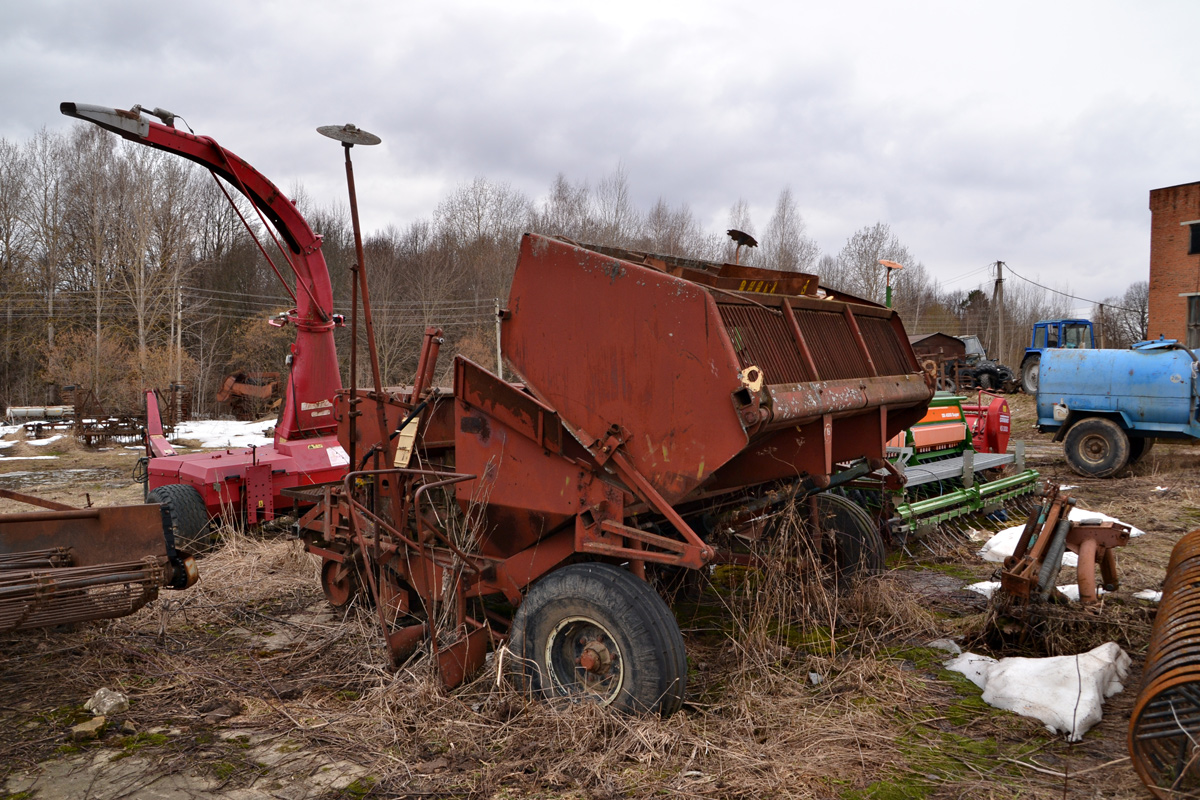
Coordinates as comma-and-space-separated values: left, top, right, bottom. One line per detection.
0, 448, 1170, 799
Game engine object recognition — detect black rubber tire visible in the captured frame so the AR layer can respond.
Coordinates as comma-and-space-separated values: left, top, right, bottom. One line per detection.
147, 484, 212, 553
1063, 417, 1130, 478
1020, 355, 1040, 395
1128, 436, 1155, 465
814, 493, 886, 580
507, 562, 687, 716
977, 370, 997, 391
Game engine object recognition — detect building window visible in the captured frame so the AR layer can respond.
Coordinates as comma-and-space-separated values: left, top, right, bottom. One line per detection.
1190, 223, 1200, 255
1189, 296, 1200, 348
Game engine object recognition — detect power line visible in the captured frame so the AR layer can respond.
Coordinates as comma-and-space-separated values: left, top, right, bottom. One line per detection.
939, 263, 992, 287
1004, 264, 1139, 314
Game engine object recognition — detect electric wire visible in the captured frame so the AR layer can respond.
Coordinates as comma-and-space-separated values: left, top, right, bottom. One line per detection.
1004, 264, 1139, 314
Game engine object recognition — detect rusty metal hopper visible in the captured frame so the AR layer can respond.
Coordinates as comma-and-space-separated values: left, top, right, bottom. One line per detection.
501, 235, 933, 505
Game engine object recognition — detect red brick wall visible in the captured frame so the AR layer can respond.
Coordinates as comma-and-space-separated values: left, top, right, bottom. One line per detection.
1149, 182, 1200, 341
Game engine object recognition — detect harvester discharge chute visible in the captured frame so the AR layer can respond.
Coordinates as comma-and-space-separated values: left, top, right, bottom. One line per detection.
869, 390, 1039, 543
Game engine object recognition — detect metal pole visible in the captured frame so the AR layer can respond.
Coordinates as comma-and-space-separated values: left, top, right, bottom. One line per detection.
494, 297, 503, 380
319, 123, 383, 469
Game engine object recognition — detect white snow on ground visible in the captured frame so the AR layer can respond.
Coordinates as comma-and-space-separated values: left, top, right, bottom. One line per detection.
979, 509, 1145, 567
0, 424, 20, 438
965, 581, 1000, 599
0, 456, 58, 462
171, 419, 274, 449
1134, 590, 1163, 602
945, 643, 1131, 741
1055, 584, 1107, 602
963, 581, 1106, 603
24, 435, 62, 447
1154, 486, 1170, 492
0, 441, 14, 450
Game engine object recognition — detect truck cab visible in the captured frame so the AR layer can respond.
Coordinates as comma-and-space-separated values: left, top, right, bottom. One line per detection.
1020, 318, 1095, 394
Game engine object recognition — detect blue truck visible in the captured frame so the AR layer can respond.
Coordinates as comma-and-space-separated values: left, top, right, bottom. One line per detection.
1019, 318, 1095, 395
1036, 339, 1199, 477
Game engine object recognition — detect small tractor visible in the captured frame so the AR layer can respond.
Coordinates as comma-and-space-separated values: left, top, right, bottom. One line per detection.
1020, 318, 1095, 395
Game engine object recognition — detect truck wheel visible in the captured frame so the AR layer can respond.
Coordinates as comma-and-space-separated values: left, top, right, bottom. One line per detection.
1021, 355, 1040, 395
1063, 418, 1130, 478
1128, 436, 1155, 465
147, 484, 212, 553
977, 370, 996, 390
815, 494, 886, 580
508, 562, 687, 716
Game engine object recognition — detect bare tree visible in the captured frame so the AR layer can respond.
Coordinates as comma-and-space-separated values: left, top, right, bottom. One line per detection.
722, 198, 758, 264
593, 163, 640, 246
834, 222, 914, 303
760, 188, 820, 272
1095, 280, 1149, 348
531, 173, 593, 241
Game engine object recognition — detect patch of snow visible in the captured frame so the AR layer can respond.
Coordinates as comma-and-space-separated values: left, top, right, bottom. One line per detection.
171, 419, 273, 449
25, 435, 62, 447
965, 581, 1000, 599
0, 456, 58, 461
1055, 584, 1106, 603
928, 638, 962, 655
0, 441, 14, 450
945, 642, 1130, 741
1134, 590, 1162, 602
979, 508, 1145, 567
1154, 486, 1170, 492
1060, 485, 1078, 490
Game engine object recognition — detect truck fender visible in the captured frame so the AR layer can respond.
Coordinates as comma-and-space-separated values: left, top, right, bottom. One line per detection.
1052, 410, 1131, 442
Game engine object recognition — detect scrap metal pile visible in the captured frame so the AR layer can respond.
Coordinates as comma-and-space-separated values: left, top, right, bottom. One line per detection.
1000, 483, 1131, 606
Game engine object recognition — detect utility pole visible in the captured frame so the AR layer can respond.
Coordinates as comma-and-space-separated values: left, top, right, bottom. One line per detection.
992, 261, 1005, 362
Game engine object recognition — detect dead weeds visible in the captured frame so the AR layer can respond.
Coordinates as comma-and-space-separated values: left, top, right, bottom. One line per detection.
0, 398, 1184, 798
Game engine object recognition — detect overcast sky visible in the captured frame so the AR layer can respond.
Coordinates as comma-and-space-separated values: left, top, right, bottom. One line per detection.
2, 1, 1194, 304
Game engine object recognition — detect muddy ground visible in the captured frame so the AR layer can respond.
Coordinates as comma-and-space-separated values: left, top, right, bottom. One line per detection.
0, 396, 1194, 799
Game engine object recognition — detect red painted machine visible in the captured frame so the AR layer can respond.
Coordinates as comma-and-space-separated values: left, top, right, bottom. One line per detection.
297, 235, 935, 715
61, 103, 348, 548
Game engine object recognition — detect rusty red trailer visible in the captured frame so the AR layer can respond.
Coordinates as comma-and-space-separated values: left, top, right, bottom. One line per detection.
299, 234, 934, 715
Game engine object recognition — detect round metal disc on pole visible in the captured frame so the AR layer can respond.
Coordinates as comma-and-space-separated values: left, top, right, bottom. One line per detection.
317, 124, 381, 146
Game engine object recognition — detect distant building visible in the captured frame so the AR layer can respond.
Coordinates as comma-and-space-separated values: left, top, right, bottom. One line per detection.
1149, 180, 1200, 346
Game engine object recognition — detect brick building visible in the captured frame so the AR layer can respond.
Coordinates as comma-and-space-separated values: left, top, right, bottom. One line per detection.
1149, 180, 1200, 346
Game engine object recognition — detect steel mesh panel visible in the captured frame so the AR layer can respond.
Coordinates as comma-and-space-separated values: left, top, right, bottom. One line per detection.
717, 304, 812, 384
856, 315, 912, 376
791, 308, 870, 380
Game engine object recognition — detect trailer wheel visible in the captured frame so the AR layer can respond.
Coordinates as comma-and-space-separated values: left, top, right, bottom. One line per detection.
1020, 355, 1039, 395
1063, 418, 1130, 478
815, 494, 886, 580
147, 484, 212, 553
1128, 436, 1155, 465
508, 562, 686, 716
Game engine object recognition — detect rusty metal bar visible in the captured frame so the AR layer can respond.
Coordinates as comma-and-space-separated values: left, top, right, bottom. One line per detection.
0, 488, 76, 512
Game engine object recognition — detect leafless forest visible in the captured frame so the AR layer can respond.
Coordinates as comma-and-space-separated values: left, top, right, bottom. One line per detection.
0, 124, 1149, 413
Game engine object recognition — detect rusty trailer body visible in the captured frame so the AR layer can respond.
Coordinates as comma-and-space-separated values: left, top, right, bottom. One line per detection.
300, 234, 934, 714
0, 490, 198, 633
